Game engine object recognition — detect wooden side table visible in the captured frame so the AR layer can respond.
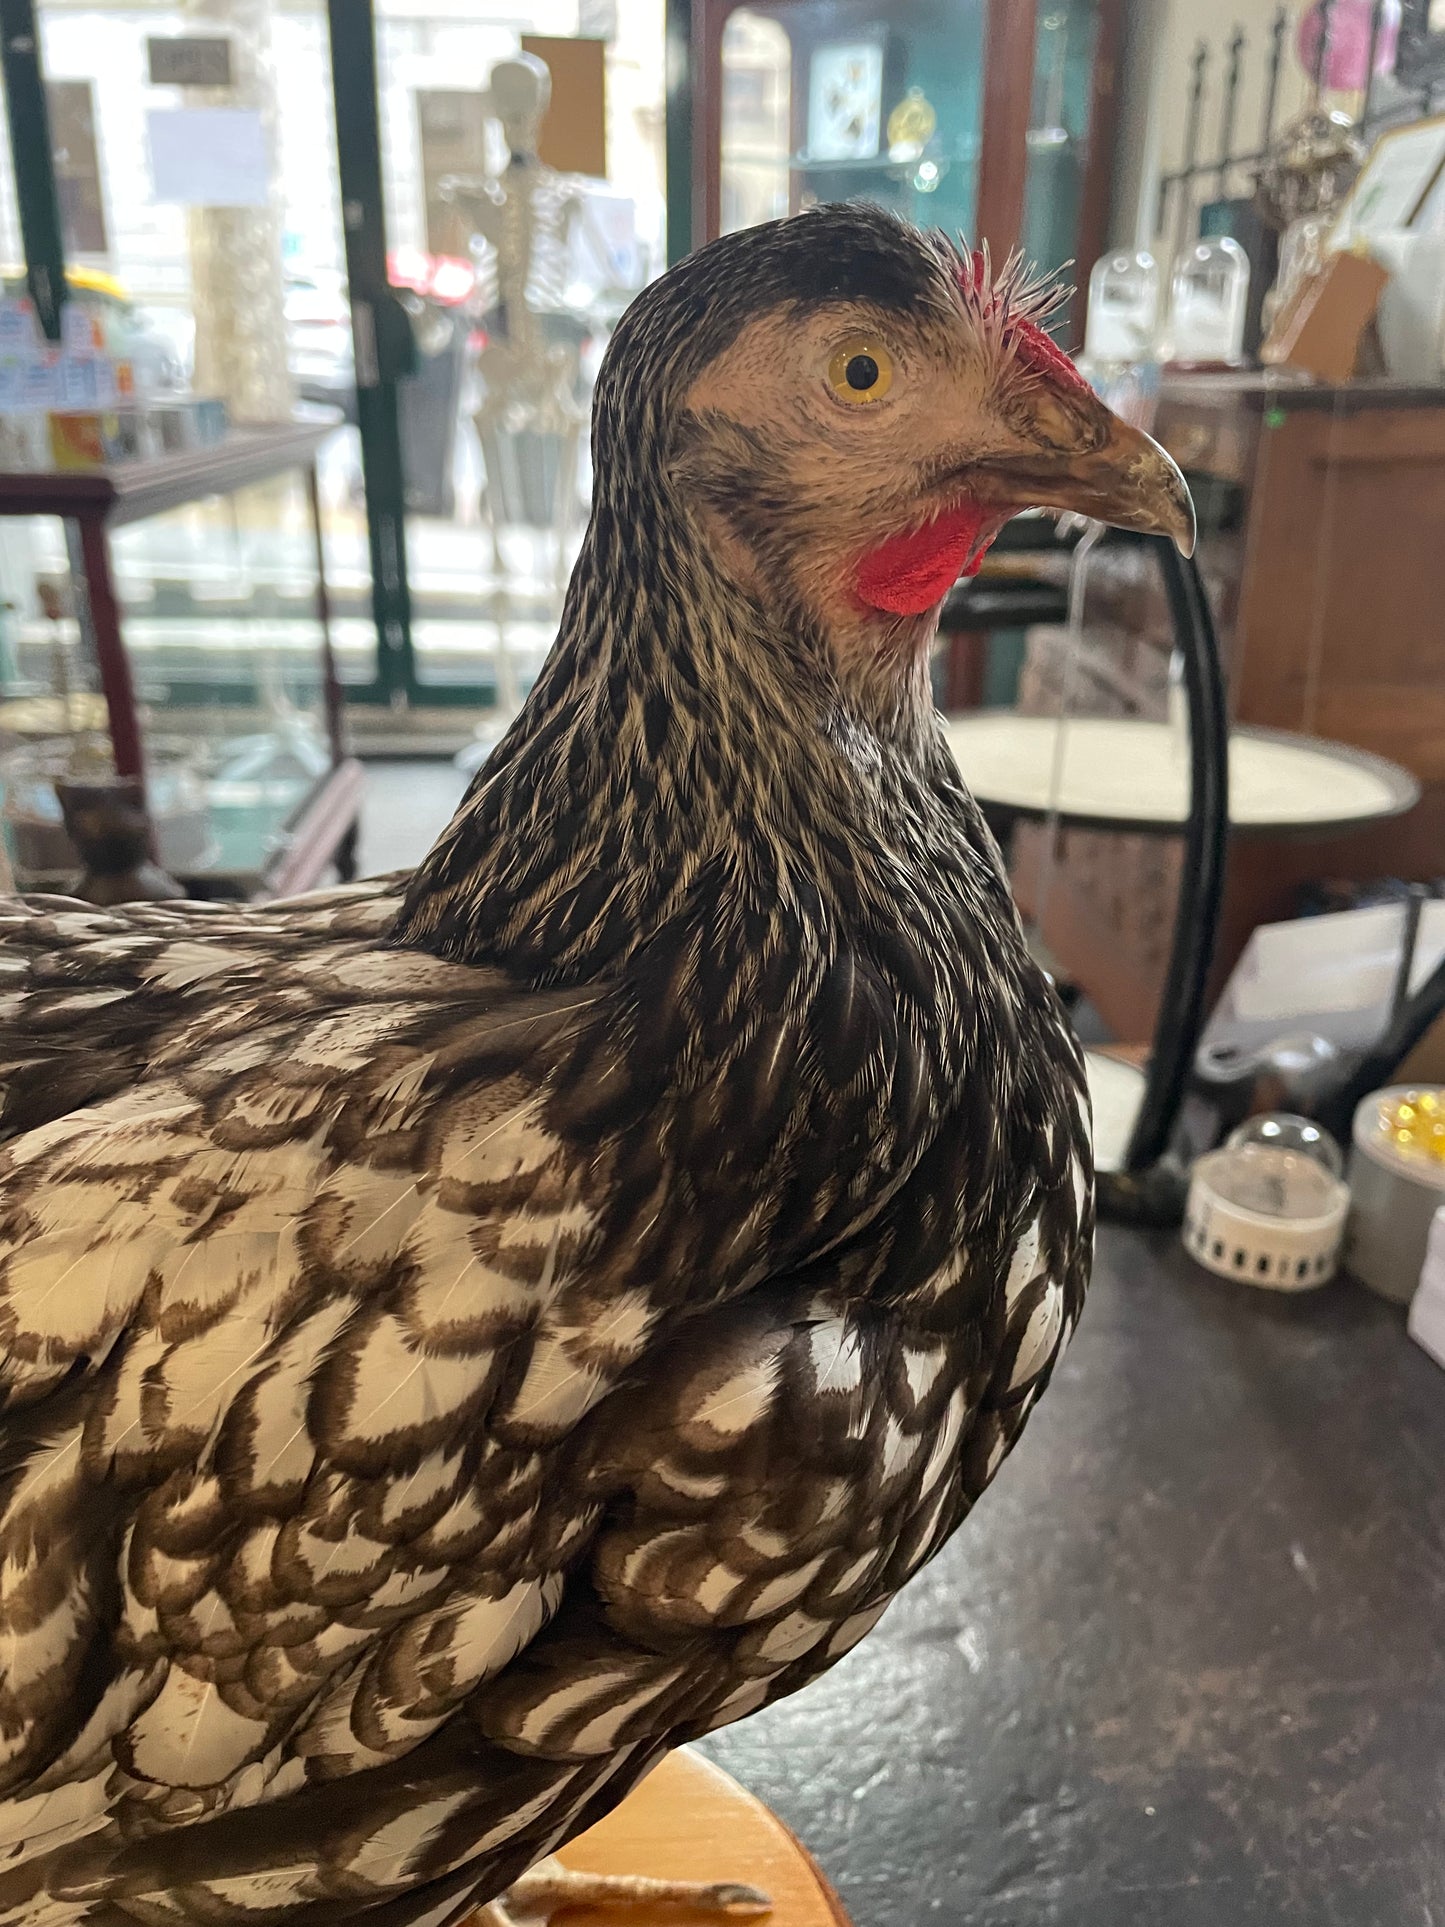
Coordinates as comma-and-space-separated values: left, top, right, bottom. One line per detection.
943, 714, 1419, 839
945, 709, 1419, 1176
0, 421, 362, 898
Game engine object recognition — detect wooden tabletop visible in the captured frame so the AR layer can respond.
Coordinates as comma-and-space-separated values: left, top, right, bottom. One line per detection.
944, 712, 1420, 837
557, 1749, 850, 1926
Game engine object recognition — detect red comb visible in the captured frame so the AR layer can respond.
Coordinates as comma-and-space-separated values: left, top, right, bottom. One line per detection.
957, 248, 1089, 396
1008, 315, 1091, 395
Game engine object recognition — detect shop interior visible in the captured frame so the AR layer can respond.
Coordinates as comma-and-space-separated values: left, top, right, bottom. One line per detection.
2, 1, 1445, 1922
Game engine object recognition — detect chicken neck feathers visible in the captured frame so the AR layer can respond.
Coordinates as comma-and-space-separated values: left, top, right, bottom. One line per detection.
0, 203, 1092, 1927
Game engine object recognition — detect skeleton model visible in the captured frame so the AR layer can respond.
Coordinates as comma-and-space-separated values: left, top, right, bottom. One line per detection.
443, 53, 588, 737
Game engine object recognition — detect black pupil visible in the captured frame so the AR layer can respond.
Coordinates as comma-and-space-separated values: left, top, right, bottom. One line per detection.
844, 353, 879, 392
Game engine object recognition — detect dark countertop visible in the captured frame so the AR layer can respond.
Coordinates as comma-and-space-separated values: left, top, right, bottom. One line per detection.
703, 1227, 1445, 1926
1161, 369, 1445, 413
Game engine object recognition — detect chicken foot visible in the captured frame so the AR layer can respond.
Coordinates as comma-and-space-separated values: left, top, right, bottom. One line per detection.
476, 1855, 771, 1924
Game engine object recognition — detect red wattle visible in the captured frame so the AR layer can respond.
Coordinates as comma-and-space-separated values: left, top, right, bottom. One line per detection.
855, 504, 999, 617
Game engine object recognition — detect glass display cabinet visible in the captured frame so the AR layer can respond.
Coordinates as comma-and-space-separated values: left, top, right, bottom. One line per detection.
718, 3, 987, 243
696, 0, 1123, 339
1020, 0, 1109, 331
0, 422, 363, 899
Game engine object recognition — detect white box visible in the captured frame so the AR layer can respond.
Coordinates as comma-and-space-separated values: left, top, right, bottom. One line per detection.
1407, 1205, 1445, 1371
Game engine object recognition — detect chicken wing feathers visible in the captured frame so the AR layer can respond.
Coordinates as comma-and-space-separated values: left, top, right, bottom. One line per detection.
0, 868, 1086, 1927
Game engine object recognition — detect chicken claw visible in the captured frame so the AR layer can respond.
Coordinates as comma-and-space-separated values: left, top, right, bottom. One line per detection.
477, 1855, 771, 1923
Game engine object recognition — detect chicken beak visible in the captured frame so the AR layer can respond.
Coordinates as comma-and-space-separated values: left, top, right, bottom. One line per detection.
972, 384, 1196, 557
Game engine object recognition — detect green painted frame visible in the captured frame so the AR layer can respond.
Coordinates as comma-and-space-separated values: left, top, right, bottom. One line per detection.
325, 0, 417, 706
0, 0, 66, 340
0, 0, 560, 711
664, 0, 694, 265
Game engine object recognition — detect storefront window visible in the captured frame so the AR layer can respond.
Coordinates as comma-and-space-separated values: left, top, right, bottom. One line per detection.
721, 11, 792, 233
363, 1, 666, 697
16, 2, 665, 713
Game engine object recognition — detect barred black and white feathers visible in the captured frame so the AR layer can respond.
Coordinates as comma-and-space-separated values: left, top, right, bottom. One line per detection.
0, 202, 1181, 1927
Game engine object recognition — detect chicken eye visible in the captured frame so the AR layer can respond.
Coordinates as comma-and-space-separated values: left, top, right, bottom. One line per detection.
827, 338, 894, 405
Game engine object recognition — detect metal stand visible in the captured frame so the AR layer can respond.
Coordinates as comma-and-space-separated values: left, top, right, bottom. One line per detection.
1097, 538, 1230, 1224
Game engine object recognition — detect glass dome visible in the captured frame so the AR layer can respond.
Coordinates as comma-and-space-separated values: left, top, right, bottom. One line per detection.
1168, 236, 1250, 366
1084, 250, 1161, 364
1225, 1113, 1345, 1179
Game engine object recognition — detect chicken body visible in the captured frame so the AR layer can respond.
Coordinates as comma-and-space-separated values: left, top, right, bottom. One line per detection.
0, 205, 1190, 1927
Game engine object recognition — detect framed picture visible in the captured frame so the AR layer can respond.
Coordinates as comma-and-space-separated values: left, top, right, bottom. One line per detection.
805, 37, 885, 163
1331, 112, 1445, 246
1397, 0, 1445, 83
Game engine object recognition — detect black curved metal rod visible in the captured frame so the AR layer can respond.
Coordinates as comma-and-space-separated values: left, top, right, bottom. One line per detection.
1123, 541, 1231, 1172
1315, 952, 1445, 1145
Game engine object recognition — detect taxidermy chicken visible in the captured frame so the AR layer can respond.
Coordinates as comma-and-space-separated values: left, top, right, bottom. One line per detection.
0, 204, 1191, 1927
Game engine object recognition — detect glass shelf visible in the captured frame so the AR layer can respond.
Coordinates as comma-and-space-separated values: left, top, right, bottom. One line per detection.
789, 136, 982, 174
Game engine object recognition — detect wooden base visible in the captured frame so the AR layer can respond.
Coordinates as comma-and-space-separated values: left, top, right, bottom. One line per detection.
555, 1749, 851, 1926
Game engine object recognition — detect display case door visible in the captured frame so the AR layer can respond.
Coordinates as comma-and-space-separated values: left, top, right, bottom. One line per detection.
327, 2, 668, 711
692, 0, 1123, 346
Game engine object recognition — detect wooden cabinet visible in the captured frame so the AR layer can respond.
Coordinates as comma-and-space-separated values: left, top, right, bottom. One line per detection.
1227, 393, 1445, 828
1012, 374, 1445, 1041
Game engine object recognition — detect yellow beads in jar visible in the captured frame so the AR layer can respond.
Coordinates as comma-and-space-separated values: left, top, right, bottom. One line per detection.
1375, 1088, 1445, 1166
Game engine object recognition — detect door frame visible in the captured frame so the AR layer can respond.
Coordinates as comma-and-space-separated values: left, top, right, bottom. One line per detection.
325, 0, 416, 708
0, 0, 68, 340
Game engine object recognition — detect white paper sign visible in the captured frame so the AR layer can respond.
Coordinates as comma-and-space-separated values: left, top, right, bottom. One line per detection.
1333, 119, 1445, 247
571, 191, 640, 290
1228, 900, 1445, 1027
147, 108, 269, 209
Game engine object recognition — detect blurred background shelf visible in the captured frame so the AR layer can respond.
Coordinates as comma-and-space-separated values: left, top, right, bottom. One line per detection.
0, 421, 361, 899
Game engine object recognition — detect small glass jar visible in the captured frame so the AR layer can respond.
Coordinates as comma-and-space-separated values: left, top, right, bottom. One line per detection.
1183, 1112, 1350, 1290
1224, 1112, 1345, 1178
1084, 251, 1161, 365
1347, 1087, 1445, 1303
1168, 237, 1250, 366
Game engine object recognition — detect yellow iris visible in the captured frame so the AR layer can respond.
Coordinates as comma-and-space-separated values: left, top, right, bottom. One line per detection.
827, 338, 894, 405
